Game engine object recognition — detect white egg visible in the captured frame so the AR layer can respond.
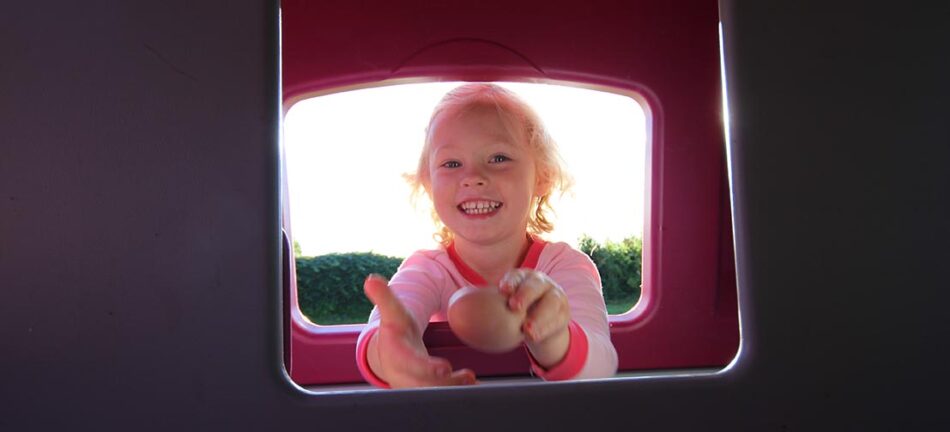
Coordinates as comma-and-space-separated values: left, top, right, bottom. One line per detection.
447, 286, 526, 353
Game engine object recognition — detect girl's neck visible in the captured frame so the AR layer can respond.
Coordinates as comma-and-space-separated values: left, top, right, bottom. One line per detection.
453, 234, 532, 286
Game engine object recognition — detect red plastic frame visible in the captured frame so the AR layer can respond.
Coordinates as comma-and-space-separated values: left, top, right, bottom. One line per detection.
281, 0, 738, 386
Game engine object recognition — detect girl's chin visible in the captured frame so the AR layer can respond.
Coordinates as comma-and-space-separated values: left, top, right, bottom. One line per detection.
447, 226, 527, 247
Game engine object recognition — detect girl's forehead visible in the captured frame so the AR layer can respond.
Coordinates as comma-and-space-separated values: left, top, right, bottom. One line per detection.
430, 107, 527, 148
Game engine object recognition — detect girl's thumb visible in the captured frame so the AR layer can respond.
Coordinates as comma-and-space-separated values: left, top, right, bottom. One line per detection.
364, 274, 397, 312
364, 274, 415, 328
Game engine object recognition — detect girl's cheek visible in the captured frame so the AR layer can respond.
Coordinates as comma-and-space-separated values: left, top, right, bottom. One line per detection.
431, 169, 456, 181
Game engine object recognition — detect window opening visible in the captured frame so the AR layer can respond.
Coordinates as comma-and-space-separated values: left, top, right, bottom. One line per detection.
283, 82, 648, 325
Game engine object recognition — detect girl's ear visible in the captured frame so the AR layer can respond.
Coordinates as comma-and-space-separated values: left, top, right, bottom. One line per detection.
535, 167, 554, 197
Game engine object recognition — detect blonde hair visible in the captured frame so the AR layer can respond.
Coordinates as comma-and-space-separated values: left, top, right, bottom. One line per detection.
406, 83, 573, 245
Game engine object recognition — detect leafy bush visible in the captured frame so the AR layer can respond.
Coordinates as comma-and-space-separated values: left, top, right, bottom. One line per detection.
577, 234, 642, 304
295, 252, 402, 325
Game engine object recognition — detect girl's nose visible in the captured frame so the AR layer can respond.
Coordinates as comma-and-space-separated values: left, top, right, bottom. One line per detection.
461, 172, 487, 187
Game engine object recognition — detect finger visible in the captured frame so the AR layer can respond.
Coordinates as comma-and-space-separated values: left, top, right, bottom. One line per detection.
499, 269, 528, 295
523, 288, 570, 343
426, 356, 453, 378
444, 368, 478, 386
508, 272, 553, 312
404, 357, 465, 388
421, 368, 477, 387
363, 274, 394, 308
364, 274, 416, 328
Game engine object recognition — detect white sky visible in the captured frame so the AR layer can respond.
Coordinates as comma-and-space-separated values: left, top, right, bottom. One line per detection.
283, 82, 646, 258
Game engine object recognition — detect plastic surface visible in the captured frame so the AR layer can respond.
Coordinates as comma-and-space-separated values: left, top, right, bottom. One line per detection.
281, 0, 739, 385
4, 0, 949, 428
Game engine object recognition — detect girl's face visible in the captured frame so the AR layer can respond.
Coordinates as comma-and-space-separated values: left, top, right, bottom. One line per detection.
427, 107, 539, 248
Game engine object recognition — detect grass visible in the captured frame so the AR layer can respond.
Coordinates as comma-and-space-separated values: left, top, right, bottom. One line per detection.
605, 296, 640, 315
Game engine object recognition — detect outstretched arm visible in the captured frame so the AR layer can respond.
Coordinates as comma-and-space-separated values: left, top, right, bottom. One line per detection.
361, 275, 476, 388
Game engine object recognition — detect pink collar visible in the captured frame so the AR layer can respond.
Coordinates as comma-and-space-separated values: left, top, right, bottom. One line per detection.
446, 236, 547, 286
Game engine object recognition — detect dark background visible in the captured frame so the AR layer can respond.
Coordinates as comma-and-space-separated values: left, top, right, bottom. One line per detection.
2, 0, 948, 429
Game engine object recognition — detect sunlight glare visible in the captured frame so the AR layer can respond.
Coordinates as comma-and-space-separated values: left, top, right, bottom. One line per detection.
283, 82, 646, 258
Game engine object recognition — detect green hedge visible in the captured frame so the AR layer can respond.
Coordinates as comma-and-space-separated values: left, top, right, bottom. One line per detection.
295, 252, 402, 325
577, 234, 642, 305
296, 235, 642, 324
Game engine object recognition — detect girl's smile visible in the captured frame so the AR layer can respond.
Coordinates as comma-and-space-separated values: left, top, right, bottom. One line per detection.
457, 199, 503, 217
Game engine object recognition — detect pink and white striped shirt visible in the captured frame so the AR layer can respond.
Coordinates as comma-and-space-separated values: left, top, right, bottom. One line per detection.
356, 238, 618, 387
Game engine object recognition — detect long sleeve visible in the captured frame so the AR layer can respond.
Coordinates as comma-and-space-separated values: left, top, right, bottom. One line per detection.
355, 251, 450, 386
535, 243, 618, 380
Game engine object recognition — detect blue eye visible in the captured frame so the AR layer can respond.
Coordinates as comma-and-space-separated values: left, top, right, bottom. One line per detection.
442, 161, 461, 168
489, 154, 510, 163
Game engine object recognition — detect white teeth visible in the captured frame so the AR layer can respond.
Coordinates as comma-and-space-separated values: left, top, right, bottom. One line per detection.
459, 200, 501, 214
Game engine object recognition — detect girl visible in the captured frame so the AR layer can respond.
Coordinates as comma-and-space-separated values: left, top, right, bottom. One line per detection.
356, 83, 618, 388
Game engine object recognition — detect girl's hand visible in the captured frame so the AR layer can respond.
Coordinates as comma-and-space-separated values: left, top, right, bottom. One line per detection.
499, 269, 571, 368
364, 275, 477, 388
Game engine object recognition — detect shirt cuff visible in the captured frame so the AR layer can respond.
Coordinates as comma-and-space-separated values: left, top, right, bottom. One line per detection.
526, 320, 589, 381
356, 326, 391, 388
